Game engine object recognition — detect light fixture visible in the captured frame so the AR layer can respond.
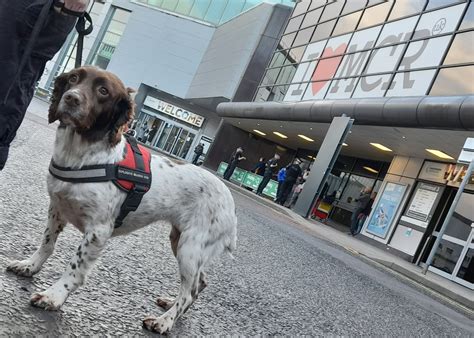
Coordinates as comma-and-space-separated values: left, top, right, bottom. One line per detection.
308, 155, 316, 160
273, 131, 288, 139
253, 129, 266, 136
342, 143, 348, 146
298, 134, 314, 142
363, 166, 379, 174
370, 143, 392, 152
310, 127, 313, 130
426, 149, 454, 160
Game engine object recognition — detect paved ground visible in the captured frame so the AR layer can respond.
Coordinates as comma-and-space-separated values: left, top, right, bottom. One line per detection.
0, 106, 473, 336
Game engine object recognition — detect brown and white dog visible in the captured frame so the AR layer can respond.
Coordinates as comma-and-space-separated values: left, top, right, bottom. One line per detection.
7, 66, 237, 334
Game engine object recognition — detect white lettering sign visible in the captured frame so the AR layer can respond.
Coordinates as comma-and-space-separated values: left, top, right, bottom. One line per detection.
283, 4, 466, 102
144, 96, 205, 127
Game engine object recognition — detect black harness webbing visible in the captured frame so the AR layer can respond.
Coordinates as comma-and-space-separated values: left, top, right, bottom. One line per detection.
49, 135, 152, 228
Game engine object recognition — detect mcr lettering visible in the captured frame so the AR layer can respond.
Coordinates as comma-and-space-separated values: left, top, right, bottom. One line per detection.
283, 4, 465, 101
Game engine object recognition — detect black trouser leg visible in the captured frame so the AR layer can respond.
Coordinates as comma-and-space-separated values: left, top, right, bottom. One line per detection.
256, 174, 271, 194
279, 180, 295, 205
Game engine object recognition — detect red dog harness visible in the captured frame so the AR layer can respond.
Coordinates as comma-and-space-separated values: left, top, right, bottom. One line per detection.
49, 135, 152, 228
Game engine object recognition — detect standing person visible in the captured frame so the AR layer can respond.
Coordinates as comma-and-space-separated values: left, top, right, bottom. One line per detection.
223, 147, 245, 181
288, 178, 305, 208
349, 187, 372, 235
192, 143, 204, 165
252, 157, 266, 176
137, 123, 147, 142
355, 191, 377, 235
0, 0, 90, 171
275, 167, 286, 201
146, 124, 159, 145
256, 154, 280, 195
276, 159, 303, 206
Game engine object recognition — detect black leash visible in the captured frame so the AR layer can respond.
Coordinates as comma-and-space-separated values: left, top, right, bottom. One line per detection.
53, 1, 93, 68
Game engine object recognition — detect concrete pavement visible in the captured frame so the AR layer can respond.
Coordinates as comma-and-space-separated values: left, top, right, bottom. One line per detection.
0, 99, 473, 335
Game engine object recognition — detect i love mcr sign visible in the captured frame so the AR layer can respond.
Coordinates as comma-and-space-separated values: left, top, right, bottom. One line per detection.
284, 4, 466, 102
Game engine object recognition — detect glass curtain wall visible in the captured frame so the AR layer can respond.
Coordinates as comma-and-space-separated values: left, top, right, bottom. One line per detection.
134, 0, 295, 26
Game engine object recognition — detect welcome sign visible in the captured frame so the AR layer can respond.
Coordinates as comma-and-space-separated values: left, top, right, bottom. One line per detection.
144, 96, 205, 127
284, 4, 466, 102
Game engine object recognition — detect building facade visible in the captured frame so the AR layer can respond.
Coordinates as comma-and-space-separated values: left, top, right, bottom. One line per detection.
37, 0, 293, 163
212, 0, 474, 289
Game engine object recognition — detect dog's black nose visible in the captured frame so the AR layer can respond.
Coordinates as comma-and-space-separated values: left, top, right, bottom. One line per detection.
64, 92, 81, 106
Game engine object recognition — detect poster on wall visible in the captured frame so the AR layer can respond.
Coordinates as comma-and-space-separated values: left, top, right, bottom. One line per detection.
404, 182, 442, 224
366, 182, 408, 239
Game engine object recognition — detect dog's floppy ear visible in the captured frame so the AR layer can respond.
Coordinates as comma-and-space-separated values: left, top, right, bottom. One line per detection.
109, 87, 136, 144
48, 72, 69, 124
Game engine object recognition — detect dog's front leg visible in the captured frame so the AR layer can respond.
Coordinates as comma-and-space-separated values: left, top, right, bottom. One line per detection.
7, 203, 66, 277
30, 225, 112, 311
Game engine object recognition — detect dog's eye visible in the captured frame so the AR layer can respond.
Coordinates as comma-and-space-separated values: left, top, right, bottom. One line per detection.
69, 74, 78, 84
98, 87, 109, 96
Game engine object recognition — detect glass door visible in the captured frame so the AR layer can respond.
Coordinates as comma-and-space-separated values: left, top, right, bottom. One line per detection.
171, 129, 195, 159
429, 192, 474, 289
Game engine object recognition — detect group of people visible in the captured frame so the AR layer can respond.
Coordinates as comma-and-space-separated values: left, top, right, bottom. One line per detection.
223, 147, 307, 207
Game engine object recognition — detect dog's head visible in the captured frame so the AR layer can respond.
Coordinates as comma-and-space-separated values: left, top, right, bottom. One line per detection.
48, 66, 135, 145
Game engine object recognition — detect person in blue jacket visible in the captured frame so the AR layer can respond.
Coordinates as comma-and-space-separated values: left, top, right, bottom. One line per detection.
275, 166, 286, 201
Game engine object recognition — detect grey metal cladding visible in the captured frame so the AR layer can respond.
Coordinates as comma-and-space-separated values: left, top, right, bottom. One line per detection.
216, 95, 474, 130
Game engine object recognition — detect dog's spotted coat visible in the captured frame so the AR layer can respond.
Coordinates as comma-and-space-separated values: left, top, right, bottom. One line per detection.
7, 66, 237, 334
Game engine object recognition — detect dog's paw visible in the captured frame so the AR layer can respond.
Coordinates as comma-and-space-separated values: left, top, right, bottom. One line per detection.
156, 296, 174, 311
6, 260, 39, 277
143, 315, 174, 335
30, 291, 63, 311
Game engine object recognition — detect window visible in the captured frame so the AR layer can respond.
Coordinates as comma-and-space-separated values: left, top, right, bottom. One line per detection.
443, 32, 474, 65
352, 74, 392, 98
293, 1, 311, 16
288, 46, 306, 63
388, 0, 426, 21
300, 8, 323, 29
90, 7, 131, 69
400, 35, 452, 70
261, 67, 282, 86
332, 10, 362, 36
175, 0, 194, 15
280, 32, 296, 49
189, 0, 211, 19
386, 69, 437, 97
319, 0, 344, 22
429, 66, 474, 96
310, 19, 336, 42
161, 0, 177, 11
275, 65, 297, 85
221, 0, 246, 23
425, 0, 465, 11
284, 15, 304, 33
293, 26, 315, 46
413, 4, 466, 39
341, 0, 367, 15
460, 2, 474, 29
309, 0, 326, 11
358, 1, 392, 29
203, 1, 227, 23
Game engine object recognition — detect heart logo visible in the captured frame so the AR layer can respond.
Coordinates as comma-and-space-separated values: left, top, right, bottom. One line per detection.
311, 44, 347, 95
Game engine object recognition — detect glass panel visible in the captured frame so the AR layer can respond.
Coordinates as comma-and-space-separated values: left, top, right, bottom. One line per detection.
161, 0, 177, 11
147, 119, 164, 146
426, 0, 465, 10
179, 132, 195, 158
340, 174, 375, 208
285, 15, 304, 33
270, 85, 290, 102
400, 35, 451, 70
288, 46, 306, 63
456, 248, 474, 283
163, 126, 180, 152
293, 26, 315, 46
430, 66, 474, 96
221, 0, 245, 23
269, 52, 287, 68
156, 122, 173, 149
293, 1, 311, 16
352, 74, 392, 98
175, 0, 195, 15
254, 86, 271, 102
261, 67, 282, 86
172, 130, 187, 156
309, 0, 327, 11
189, 0, 211, 19
341, 0, 367, 15
280, 33, 296, 49
301, 8, 323, 29
319, 0, 345, 22
358, 1, 392, 29
414, 4, 466, 39
311, 19, 336, 42
275, 65, 296, 85
444, 31, 474, 65
386, 69, 437, 97
332, 10, 362, 36
445, 193, 474, 240
388, 0, 426, 21
431, 239, 464, 274
203, 0, 227, 24
364, 43, 407, 74
460, 2, 474, 29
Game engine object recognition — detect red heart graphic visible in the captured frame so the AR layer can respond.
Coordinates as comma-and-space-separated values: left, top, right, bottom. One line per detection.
311, 44, 347, 95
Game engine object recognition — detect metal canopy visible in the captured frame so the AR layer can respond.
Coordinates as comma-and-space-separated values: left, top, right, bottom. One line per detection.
216, 95, 474, 131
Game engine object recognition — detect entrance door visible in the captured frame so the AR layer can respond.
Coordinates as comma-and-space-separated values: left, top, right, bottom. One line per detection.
428, 192, 474, 289
153, 121, 196, 160
171, 129, 195, 159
